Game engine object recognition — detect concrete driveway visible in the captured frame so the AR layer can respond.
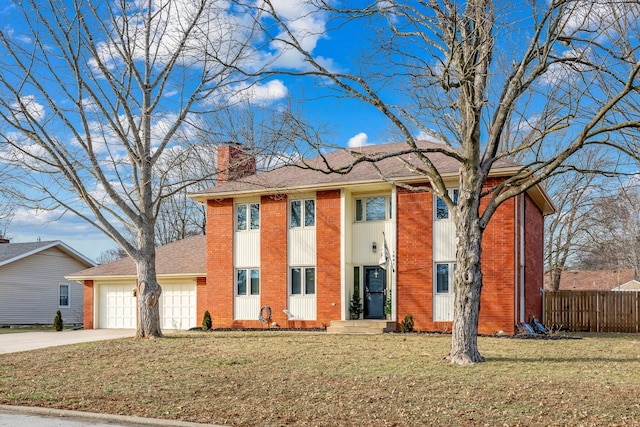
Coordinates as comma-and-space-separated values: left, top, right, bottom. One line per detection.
0, 329, 135, 354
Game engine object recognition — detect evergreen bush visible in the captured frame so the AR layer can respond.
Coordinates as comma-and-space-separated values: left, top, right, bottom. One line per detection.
202, 310, 212, 331
53, 310, 63, 331
400, 314, 414, 333
349, 284, 363, 319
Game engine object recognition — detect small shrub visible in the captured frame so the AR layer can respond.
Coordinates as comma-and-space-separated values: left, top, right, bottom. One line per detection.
202, 310, 212, 331
53, 310, 63, 332
349, 284, 363, 320
400, 314, 414, 333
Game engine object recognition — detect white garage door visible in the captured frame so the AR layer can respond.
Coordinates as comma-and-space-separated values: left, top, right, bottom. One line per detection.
98, 283, 136, 329
97, 281, 196, 330
160, 282, 197, 331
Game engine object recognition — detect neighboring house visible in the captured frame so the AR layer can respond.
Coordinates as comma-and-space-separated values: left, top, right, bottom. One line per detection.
189, 141, 555, 335
546, 269, 639, 291
67, 236, 205, 330
0, 237, 95, 325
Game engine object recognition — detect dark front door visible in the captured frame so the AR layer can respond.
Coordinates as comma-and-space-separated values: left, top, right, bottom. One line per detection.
364, 266, 386, 319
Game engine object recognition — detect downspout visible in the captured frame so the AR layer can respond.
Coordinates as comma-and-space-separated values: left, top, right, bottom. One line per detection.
520, 194, 526, 323
514, 194, 519, 327
392, 185, 397, 323
340, 189, 347, 321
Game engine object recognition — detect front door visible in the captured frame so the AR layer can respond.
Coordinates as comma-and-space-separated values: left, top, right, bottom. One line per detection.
364, 266, 386, 319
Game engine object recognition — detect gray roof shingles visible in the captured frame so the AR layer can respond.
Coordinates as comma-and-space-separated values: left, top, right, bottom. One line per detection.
194, 141, 520, 197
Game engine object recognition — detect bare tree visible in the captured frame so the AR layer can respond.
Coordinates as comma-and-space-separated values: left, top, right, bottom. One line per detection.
576, 182, 640, 278
242, 1, 640, 364
0, 0, 265, 338
97, 247, 129, 265
544, 148, 615, 291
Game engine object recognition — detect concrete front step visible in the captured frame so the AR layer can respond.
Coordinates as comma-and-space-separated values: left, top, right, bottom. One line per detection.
326, 320, 396, 334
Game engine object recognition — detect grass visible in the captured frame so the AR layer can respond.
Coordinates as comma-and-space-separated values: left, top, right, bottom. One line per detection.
1, 331, 640, 426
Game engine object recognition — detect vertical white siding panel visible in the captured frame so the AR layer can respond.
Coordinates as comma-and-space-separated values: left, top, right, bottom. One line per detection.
433, 221, 456, 261
287, 295, 316, 320
234, 232, 260, 267
234, 297, 260, 320
352, 221, 390, 265
288, 227, 316, 265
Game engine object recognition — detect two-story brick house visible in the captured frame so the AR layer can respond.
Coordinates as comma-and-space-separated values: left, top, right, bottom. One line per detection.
191, 141, 554, 335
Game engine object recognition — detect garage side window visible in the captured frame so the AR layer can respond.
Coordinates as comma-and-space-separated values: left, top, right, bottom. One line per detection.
59, 284, 70, 307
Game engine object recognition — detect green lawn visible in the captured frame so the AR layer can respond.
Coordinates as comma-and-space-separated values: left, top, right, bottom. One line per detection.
1, 331, 639, 426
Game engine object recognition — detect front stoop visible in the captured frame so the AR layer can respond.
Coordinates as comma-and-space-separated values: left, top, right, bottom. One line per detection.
326, 320, 396, 334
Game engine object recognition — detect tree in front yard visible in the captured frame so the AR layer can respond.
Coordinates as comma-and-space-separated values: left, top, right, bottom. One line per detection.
0, 0, 280, 338
242, 0, 640, 364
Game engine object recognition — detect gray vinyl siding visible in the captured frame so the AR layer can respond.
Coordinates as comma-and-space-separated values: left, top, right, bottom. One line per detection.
0, 248, 88, 325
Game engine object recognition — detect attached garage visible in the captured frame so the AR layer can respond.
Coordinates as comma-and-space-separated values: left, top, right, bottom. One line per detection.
94, 280, 197, 330
67, 236, 206, 331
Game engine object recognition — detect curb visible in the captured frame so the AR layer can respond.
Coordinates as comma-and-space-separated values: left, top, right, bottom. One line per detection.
0, 404, 227, 427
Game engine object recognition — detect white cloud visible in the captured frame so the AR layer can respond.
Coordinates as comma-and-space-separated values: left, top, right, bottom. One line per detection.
11, 95, 45, 123
348, 132, 370, 148
254, 0, 332, 71
217, 80, 288, 107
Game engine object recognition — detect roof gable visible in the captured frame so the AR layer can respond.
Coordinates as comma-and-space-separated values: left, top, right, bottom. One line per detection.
0, 240, 95, 268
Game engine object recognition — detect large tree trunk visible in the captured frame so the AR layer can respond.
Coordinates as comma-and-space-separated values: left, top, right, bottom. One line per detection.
449, 167, 485, 365
135, 232, 163, 339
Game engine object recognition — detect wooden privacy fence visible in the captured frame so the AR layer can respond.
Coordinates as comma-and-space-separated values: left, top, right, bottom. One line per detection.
544, 291, 640, 333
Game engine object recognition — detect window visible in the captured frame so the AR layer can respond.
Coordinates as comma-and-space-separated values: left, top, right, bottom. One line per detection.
59, 284, 70, 307
436, 189, 459, 220
290, 267, 316, 295
236, 269, 260, 295
290, 199, 315, 228
436, 263, 456, 294
355, 196, 392, 222
236, 203, 260, 231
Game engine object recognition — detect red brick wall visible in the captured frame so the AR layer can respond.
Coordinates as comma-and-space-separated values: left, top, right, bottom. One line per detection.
258, 195, 288, 327
524, 194, 544, 322
207, 198, 234, 328
316, 190, 342, 326
396, 185, 434, 331
395, 178, 519, 335
195, 276, 208, 326
83, 280, 94, 329
478, 181, 516, 335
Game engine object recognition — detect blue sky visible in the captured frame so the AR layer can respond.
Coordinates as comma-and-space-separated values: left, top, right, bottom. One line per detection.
0, 0, 399, 261
1, 0, 638, 261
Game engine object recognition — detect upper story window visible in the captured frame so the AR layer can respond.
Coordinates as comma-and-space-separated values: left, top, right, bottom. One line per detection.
236, 203, 260, 231
290, 199, 315, 228
355, 196, 392, 222
59, 284, 70, 307
435, 189, 459, 220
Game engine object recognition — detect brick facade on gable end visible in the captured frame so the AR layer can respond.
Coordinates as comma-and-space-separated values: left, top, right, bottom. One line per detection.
396, 185, 434, 331
478, 189, 516, 335
207, 198, 234, 328
524, 194, 544, 322
316, 190, 342, 326
83, 280, 94, 329
259, 194, 288, 327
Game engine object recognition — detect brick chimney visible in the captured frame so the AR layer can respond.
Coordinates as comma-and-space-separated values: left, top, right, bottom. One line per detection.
217, 145, 256, 185
0, 235, 9, 244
